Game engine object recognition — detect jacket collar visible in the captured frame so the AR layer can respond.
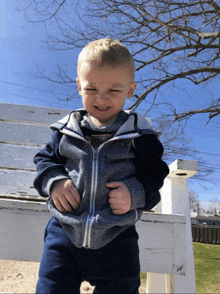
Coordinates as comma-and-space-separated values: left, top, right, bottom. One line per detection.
50, 109, 159, 138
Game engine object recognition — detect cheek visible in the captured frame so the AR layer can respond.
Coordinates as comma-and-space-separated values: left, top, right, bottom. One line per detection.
82, 95, 96, 111
82, 94, 90, 104
115, 97, 126, 108
82, 96, 88, 109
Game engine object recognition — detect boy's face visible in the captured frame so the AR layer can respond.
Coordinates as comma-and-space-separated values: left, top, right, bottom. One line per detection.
76, 62, 137, 127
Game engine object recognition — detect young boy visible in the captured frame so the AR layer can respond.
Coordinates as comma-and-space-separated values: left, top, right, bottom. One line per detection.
33, 38, 169, 294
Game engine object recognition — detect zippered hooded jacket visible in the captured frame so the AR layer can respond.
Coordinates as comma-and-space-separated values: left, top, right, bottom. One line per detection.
33, 109, 169, 249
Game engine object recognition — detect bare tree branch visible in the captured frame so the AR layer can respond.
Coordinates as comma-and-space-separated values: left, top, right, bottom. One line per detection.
17, 0, 68, 23
19, 0, 220, 125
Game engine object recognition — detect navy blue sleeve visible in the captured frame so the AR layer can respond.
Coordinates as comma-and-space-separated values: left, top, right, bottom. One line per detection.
33, 130, 69, 197
133, 134, 169, 211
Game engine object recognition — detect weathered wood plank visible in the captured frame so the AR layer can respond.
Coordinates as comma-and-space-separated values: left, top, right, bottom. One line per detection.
139, 211, 186, 224
0, 169, 39, 197
138, 220, 173, 273
0, 103, 70, 125
172, 222, 187, 275
0, 196, 47, 210
0, 143, 40, 170
0, 121, 52, 146
137, 213, 186, 275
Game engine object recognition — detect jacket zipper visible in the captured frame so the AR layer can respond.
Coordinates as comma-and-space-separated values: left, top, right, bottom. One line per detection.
81, 134, 141, 249
83, 145, 100, 248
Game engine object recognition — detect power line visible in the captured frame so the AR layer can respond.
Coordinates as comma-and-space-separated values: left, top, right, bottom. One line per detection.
199, 162, 220, 168
0, 91, 79, 108
0, 80, 73, 96
183, 125, 220, 133
189, 118, 220, 128
170, 148, 220, 157
198, 163, 220, 172
171, 149, 220, 157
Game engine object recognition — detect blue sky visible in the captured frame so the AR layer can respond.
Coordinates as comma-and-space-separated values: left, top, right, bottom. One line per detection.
1, 0, 219, 204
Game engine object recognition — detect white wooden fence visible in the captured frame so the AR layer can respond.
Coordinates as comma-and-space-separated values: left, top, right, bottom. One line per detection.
0, 103, 197, 293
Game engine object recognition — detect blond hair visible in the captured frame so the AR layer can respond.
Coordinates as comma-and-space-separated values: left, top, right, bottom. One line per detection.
77, 38, 135, 80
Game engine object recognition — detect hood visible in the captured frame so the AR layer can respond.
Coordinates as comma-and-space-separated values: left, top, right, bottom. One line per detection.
50, 109, 160, 138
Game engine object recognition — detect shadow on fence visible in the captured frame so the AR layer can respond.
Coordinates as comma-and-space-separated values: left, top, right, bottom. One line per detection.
192, 225, 220, 245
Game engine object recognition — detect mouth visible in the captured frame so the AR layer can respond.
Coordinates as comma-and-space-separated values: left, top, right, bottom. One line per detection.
94, 106, 111, 111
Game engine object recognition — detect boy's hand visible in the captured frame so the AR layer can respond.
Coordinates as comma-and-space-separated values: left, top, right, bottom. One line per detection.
51, 179, 81, 213
106, 182, 131, 215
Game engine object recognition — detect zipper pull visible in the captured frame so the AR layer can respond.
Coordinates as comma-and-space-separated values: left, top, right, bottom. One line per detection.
93, 148, 98, 161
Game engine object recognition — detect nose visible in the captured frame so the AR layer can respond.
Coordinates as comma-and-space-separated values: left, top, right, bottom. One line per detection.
96, 92, 107, 101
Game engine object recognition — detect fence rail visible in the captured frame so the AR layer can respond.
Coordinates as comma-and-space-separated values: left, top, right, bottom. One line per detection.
192, 225, 220, 245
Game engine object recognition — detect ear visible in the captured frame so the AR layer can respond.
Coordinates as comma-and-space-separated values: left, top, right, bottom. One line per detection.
76, 77, 82, 96
127, 82, 137, 98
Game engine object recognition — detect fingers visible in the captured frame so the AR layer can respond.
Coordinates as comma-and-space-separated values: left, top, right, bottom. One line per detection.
53, 193, 74, 214
109, 196, 127, 215
106, 182, 124, 189
108, 201, 125, 215
51, 179, 81, 213
106, 182, 131, 215
68, 185, 81, 208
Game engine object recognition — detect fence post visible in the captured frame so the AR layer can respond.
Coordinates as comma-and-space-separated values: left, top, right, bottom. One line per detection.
146, 159, 198, 293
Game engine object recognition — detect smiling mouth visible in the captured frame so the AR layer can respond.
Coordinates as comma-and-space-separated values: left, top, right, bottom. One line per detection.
94, 106, 111, 110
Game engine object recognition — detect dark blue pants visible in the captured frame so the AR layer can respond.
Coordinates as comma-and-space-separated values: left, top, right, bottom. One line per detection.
36, 216, 140, 293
